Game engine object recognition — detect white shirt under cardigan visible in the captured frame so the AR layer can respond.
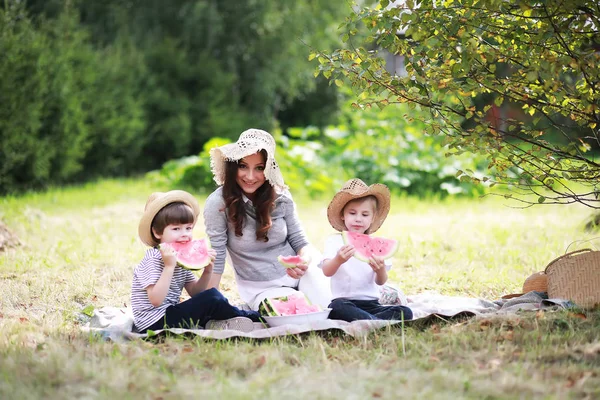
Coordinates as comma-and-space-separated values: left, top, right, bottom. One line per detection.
203, 187, 309, 307
319, 234, 391, 301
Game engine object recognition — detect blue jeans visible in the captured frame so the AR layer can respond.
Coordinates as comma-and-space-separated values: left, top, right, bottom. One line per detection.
142, 288, 261, 332
328, 298, 413, 322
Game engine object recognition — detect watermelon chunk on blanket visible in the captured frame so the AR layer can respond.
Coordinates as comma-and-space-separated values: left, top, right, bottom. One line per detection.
161, 238, 211, 270
341, 231, 399, 262
259, 293, 321, 316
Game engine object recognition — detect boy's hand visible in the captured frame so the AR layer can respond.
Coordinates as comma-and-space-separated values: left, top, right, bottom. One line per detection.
158, 243, 177, 268
205, 248, 217, 271
335, 244, 355, 263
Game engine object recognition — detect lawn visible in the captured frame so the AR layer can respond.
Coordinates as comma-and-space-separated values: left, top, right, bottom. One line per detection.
1, 178, 599, 399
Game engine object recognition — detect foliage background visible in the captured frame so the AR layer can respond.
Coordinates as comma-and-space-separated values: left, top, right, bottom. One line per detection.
0, 0, 346, 194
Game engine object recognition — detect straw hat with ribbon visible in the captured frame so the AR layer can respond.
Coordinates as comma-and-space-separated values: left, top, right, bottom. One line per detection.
327, 179, 391, 234
209, 128, 287, 192
501, 271, 548, 299
138, 190, 200, 247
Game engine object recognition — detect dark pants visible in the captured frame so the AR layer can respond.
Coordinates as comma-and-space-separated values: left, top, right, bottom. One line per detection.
328, 298, 413, 322
142, 288, 261, 333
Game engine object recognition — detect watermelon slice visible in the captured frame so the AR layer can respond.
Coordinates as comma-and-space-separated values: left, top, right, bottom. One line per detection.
341, 231, 399, 262
277, 254, 311, 269
259, 293, 321, 316
160, 238, 211, 270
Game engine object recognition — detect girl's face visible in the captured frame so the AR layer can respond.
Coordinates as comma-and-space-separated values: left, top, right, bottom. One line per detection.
236, 152, 266, 199
153, 222, 195, 244
342, 198, 376, 234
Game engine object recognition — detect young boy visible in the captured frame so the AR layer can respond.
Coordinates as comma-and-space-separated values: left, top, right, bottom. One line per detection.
131, 190, 262, 333
319, 179, 413, 322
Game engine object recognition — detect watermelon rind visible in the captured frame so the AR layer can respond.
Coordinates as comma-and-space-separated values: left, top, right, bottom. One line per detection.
259, 301, 278, 317
341, 231, 399, 263
160, 238, 212, 271
277, 254, 311, 269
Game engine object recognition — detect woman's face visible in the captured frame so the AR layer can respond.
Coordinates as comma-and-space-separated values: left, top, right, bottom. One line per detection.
236, 152, 266, 199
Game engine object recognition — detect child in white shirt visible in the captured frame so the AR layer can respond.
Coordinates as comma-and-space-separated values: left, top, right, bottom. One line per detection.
319, 179, 412, 322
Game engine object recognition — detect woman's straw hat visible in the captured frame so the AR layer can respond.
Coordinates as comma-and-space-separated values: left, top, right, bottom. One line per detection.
209, 129, 287, 192
327, 179, 391, 234
138, 190, 200, 247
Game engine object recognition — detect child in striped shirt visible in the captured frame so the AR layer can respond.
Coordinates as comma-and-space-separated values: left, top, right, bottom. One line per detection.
130, 190, 262, 333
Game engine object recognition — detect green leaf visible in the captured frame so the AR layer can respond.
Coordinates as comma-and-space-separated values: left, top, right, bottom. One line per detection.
81, 305, 95, 317
526, 71, 538, 82
538, 196, 546, 204
334, 79, 344, 87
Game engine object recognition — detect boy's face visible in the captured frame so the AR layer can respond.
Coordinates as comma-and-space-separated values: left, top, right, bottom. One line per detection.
152, 222, 195, 244
341, 198, 376, 234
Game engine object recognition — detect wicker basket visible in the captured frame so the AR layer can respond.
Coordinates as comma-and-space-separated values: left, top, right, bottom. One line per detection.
544, 249, 600, 309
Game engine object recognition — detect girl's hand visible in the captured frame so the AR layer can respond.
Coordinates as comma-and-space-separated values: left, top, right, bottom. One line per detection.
336, 244, 355, 263
158, 243, 177, 268
368, 256, 385, 272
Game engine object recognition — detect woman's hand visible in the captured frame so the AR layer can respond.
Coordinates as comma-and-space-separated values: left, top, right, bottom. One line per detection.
286, 261, 308, 279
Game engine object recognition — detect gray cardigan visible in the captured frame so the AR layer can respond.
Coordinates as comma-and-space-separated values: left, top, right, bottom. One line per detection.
203, 187, 309, 282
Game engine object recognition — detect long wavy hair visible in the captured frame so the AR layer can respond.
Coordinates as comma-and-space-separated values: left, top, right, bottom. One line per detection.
222, 150, 276, 242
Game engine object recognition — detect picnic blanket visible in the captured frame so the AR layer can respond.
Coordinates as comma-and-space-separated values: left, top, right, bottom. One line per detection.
81, 291, 571, 342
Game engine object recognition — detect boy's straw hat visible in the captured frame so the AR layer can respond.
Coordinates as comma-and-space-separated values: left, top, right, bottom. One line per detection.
138, 190, 200, 247
327, 179, 391, 234
209, 128, 287, 192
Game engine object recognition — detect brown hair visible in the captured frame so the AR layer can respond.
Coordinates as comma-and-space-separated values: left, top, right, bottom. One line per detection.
222, 150, 276, 242
151, 202, 195, 243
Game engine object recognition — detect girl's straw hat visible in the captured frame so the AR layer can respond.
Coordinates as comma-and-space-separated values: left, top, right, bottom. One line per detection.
209, 128, 287, 192
327, 179, 391, 234
138, 190, 200, 247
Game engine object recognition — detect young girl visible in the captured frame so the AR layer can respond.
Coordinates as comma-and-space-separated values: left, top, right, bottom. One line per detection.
203, 128, 331, 311
319, 179, 413, 322
131, 190, 262, 333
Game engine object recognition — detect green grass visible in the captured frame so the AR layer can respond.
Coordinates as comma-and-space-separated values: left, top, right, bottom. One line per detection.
1, 178, 599, 399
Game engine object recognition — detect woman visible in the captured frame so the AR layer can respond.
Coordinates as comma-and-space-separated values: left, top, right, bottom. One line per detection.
203, 128, 331, 311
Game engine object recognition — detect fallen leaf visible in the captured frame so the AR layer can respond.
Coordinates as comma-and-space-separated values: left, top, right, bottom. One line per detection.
487, 358, 502, 370
567, 312, 586, 320
254, 355, 266, 368
479, 320, 492, 331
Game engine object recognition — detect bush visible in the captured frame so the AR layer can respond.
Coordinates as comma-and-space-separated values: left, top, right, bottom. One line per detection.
318, 100, 489, 197
0, 7, 93, 192
152, 106, 488, 200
